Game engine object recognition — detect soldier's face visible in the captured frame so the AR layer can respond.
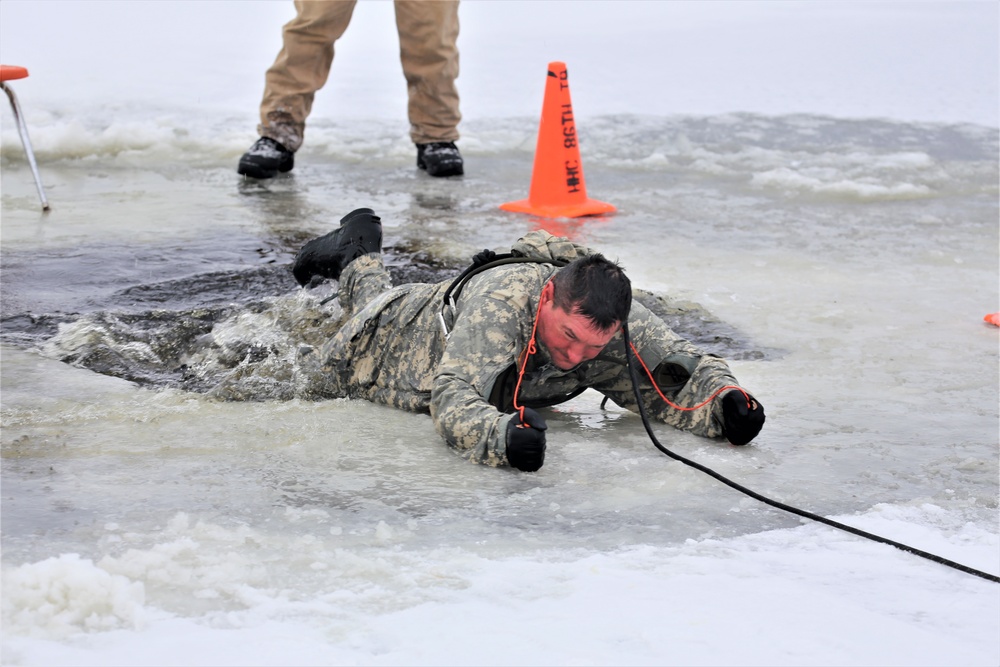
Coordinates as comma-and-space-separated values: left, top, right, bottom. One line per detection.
537, 282, 620, 370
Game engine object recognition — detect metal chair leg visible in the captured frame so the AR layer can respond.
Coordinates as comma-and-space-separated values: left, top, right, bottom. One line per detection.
2, 81, 50, 211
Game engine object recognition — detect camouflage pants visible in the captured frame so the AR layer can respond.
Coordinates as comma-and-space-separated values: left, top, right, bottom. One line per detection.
297, 254, 446, 413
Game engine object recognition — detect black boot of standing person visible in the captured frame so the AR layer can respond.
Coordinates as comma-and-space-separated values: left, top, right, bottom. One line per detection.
238, 137, 294, 179
238, 138, 463, 179
417, 141, 464, 177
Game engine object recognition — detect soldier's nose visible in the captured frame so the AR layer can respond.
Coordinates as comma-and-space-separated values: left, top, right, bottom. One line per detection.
564, 344, 585, 367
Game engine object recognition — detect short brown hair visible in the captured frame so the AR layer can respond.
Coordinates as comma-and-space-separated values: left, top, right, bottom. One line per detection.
550, 254, 631, 331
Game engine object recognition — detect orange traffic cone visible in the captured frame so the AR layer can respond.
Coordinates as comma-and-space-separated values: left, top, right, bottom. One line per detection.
500, 62, 615, 219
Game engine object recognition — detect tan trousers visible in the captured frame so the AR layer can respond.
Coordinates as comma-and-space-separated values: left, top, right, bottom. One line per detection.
258, 0, 461, 151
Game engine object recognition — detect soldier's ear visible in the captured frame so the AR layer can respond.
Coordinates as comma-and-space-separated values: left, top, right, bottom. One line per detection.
540, 281, 555, 305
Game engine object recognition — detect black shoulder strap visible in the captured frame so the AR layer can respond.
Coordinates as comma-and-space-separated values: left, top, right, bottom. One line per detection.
443, 252, 568, 307
438, 250, 568, 339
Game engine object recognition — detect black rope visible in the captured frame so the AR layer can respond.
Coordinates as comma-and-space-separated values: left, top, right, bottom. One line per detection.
443, 252, 568, 308
619, 323, 1000, 584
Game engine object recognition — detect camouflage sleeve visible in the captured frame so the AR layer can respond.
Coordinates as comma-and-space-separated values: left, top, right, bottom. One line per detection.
430, 295, 522, 466
593, 302, 742, 438
510, 231, 594, 264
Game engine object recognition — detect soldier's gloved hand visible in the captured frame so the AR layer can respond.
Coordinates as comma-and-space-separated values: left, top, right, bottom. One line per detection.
506, 407, 547, 472
721, 390, 765, 446
471, 248, 497, 267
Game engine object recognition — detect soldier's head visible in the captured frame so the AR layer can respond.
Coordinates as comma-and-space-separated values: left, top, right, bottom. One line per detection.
537, 254, 632, 370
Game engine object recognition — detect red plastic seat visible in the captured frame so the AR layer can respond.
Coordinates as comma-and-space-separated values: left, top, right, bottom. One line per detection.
1, 64, 50, 211
0, 65, 30, 82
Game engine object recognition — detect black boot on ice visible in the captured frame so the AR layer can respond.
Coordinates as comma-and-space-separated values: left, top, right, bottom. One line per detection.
416, 142, 464, 177
292, 208, 383, 286
238, 137, 294, 179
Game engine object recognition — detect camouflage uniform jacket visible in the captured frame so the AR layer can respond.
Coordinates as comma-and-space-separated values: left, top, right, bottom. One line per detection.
321, 231, 743, 466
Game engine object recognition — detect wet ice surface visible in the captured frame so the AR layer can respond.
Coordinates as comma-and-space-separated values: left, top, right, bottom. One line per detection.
0, 3, 1000, 648
2, 111, 999, 667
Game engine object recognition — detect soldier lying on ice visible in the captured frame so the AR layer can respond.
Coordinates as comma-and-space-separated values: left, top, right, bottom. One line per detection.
290, 208, 765, 471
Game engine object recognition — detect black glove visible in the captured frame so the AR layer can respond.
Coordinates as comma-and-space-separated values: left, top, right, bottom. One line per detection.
721, 390, 765, 446
471, 248, 497, 267
506, 407, 547, 472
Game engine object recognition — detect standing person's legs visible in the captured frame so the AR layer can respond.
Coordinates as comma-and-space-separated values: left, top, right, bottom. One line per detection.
394, 0, 461, 144
394, 0, 463, 176
240, 0, 357, 178
260, 0, 358, 151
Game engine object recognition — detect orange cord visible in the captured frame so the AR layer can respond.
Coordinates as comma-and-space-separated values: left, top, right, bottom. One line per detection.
511, 297, 544, 425
509, 293, 749, 420
628, 340, 750, 411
